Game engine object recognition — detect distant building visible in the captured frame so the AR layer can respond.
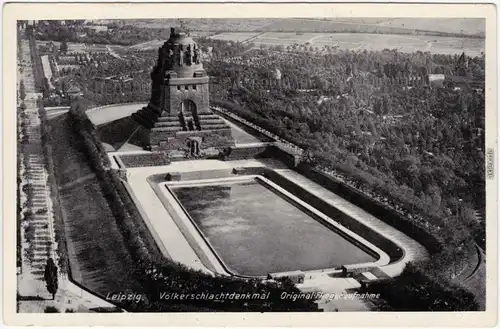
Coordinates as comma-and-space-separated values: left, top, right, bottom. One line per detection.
84, 25, 108, 34
66, 84, 82, 99
428, 53, 484, 91
428, 74, 445, 88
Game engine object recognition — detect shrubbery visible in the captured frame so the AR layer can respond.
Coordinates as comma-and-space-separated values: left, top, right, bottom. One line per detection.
43, 306, 59, 313
363, 263, 479, 311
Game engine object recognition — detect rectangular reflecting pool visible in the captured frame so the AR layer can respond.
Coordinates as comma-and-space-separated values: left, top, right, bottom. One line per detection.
170, 178, 376, 276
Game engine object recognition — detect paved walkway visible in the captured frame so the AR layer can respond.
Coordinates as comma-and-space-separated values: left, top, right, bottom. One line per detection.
123, 160, 269, 275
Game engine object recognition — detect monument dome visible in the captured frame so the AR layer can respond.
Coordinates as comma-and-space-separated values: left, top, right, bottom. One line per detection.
160, 27, 204, 79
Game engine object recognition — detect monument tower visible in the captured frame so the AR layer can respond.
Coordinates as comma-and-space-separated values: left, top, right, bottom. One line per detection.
132, 27, 234, 154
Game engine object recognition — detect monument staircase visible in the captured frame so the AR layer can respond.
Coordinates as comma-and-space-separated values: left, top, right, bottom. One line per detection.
133, 106, 230, 134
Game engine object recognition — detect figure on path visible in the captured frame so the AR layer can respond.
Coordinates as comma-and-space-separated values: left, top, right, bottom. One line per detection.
44, 258, 58, 300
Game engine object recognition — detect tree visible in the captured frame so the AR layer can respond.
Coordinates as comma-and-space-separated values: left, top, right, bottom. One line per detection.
44, 306, 60, 313
60, 40, 68, 53
366, 263, 479, 311
19, 81, 26, 100
44, 258, 58, 300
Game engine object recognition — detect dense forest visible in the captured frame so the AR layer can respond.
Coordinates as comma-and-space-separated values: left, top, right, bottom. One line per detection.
30, 20, 173, 46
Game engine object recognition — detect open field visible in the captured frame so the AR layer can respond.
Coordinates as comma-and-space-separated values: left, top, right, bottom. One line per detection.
256, 18, 484, 36
97, 18, 279, 32
96, 18, 484, 37
375, 18, 485, 36
208, 32, 263, 42
211, 32, 484, 56
131, 31, 483, 56
257, 18, 410, 34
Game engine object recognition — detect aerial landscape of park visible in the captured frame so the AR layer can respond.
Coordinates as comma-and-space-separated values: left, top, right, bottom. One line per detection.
15, 17, 486, 314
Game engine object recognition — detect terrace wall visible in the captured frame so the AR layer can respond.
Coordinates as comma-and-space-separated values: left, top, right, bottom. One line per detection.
223, 144, 298, 167
174, 169, 234, 181
223, 145, 268, 160
119, 153, 171, 168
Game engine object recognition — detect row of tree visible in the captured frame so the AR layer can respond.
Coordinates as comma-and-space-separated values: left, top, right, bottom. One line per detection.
27, 31, 49, 96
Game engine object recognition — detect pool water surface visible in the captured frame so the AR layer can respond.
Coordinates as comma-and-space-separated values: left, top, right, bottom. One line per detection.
170, 179, 376, 276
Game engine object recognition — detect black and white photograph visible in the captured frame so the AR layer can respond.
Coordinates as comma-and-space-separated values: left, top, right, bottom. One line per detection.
3, 2, 497, 326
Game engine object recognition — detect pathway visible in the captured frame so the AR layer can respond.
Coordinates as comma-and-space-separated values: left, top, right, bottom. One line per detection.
106, 45, 122, 59
40, 55, 54, 89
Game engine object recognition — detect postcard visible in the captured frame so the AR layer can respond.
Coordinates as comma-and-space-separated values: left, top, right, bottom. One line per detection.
2, 2, 497, 327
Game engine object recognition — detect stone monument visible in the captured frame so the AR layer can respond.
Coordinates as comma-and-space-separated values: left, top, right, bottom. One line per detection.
132, 27, 234, 154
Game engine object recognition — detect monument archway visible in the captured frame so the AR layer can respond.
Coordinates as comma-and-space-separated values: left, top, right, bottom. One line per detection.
181, 99, 200, 130
181, 99, 197, 117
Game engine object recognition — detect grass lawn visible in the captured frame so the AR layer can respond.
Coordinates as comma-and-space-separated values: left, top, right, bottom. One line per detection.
48, 115, 140, 295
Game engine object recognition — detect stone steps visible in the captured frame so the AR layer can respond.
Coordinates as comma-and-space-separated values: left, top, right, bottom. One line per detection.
132, 105, 161, 128
154, 121, 184, 128
198, 114, 221, 120
157, 116, 181, 122
200, 124, 230, 130
151, 126, 183, 132
198, 118, 226, 125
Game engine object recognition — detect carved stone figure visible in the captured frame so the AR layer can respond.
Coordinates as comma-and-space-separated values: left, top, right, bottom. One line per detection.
179, 46, 184, 65
193, 46, 201, 64
167, 49, 174, 67
185, 44, 192, 65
